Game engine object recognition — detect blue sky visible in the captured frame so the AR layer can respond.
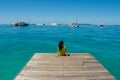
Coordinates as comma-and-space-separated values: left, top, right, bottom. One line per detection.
0, 0, 120, 24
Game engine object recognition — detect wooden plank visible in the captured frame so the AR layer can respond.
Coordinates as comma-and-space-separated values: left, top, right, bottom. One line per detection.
14, 53, 116, 80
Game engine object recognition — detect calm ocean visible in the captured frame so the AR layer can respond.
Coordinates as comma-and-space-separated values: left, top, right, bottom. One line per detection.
0, 25, 120, 80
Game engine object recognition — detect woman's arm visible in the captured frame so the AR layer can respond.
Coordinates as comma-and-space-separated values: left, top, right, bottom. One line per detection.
65, 48, 70, 56
64, 48, 67, 56
57, 47, 60, 56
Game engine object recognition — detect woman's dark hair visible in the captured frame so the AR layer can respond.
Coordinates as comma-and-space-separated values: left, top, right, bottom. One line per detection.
58, 40, 64, 50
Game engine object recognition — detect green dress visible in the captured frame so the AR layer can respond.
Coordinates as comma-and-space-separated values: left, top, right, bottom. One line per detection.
58, 46, 66, 56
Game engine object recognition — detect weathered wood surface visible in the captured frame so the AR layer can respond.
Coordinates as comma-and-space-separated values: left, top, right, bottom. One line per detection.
14, 53, 115, 80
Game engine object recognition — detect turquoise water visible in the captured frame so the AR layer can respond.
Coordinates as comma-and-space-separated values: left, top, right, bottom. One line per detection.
0, 25, 120, 80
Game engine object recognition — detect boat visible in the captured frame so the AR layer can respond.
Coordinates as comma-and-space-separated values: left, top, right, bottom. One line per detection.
12, 21, 29, 27
99, 23, 104, 27
51, 23, 57, 26
70, 16, 79, 27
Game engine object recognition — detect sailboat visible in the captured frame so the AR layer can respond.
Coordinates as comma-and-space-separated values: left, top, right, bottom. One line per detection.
70, 16, 79, 27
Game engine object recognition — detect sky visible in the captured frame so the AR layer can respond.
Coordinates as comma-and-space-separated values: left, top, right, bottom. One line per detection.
0, 0, 120, 24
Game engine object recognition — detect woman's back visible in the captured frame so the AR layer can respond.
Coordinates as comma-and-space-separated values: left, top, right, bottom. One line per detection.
58, 46, 66, 56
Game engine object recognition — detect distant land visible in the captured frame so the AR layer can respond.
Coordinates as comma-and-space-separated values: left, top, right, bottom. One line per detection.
0, 22, 120, 26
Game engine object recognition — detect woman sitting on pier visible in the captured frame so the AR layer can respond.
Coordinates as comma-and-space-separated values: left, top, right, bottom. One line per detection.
57, 40, 70, 56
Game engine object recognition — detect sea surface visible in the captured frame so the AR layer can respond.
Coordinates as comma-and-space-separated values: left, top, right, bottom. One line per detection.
0, 25, 120, 80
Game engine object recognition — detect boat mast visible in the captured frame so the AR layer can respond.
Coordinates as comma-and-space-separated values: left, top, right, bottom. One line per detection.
76, 16, 77, 24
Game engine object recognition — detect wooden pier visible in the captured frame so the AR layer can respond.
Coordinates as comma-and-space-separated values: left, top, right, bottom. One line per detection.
14, 53, 115, 80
